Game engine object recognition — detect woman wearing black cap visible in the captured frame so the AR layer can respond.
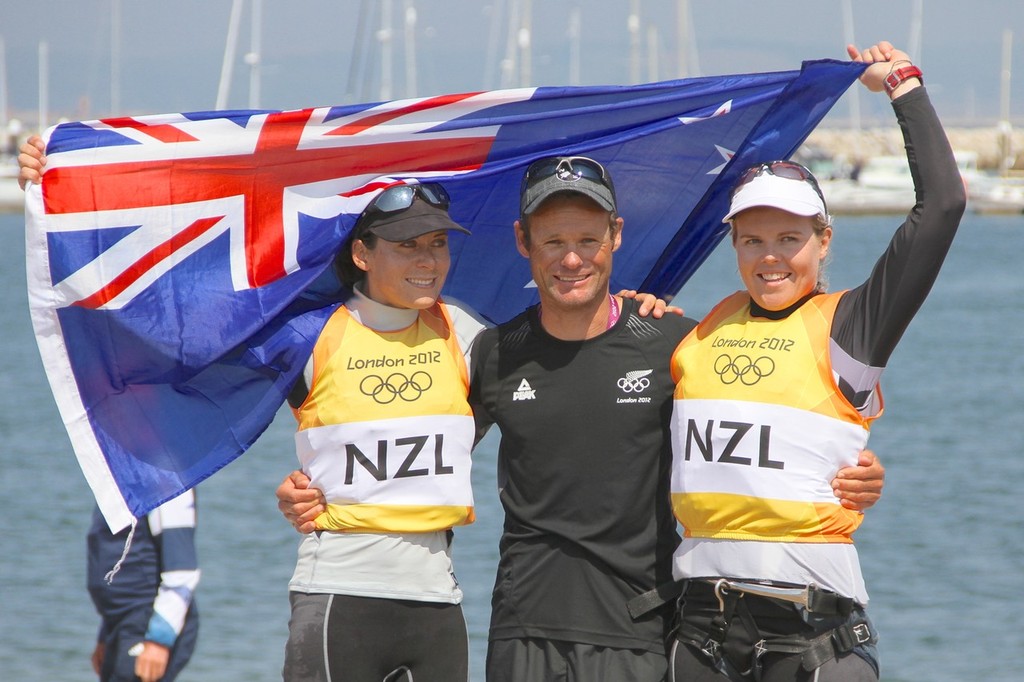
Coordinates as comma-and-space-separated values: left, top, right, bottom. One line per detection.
666, 41, 965, 681
281, 182, 485, 681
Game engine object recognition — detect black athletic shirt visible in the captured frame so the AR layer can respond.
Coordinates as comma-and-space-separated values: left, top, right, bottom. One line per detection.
470, 298, 697, 652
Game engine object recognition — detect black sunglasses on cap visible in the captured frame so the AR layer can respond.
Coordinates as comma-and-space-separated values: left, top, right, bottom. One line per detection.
733, 160, 827, 208
520, 156, 613, 194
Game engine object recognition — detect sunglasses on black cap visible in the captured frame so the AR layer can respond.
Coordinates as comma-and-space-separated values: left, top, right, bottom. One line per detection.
733, 160, 827, 208
520, 156, 613, 195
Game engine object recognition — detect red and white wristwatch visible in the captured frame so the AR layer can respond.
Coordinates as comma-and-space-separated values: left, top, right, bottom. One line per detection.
883, 64, 923, 95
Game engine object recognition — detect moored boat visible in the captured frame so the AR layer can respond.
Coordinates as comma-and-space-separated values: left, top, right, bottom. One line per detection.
967, 173, 1024, 214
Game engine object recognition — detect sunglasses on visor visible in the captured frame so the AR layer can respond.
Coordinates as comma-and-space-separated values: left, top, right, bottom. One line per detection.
361, 182, 451, 219
733, 160, 827, 209
520, 156, 614, 194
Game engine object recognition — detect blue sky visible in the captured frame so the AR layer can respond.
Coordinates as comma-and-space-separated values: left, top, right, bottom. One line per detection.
2, 0, 1021, 133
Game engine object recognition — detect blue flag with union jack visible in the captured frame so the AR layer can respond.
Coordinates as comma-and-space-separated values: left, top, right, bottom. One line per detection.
26, 60, 864, 531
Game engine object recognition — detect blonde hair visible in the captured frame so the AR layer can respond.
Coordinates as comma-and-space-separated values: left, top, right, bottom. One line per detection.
812, 213, 831, 292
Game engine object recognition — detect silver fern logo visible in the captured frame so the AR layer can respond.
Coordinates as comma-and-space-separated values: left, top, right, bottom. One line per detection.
617, 369, 652, 393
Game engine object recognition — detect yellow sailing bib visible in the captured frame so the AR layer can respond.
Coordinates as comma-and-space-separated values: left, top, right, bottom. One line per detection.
670, 292, 878, 546
293, 302, 475, 533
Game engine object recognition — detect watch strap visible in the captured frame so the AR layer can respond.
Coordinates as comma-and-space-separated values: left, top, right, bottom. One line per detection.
884, 65, 923, 95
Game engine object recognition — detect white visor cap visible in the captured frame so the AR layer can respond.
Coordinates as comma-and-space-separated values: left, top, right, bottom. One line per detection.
723, 172, 828, 223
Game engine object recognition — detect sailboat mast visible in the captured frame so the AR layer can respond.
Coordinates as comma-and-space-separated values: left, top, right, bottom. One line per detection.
403, 0, 418, 99
907, 0, 923, 64
246, 0, 262, 109
39, 41, 49, 133
841, 0, 860, 132
628, 0, 641, 84
675, 0, 694, 79
999, 29, 1014, 174
216, 0, 244, 109
568, 6, 581, 86
345, 0, 371, 103
500, 0, 520, 89
111, 0, 121, 114
379, 0, 393, 101
1000, 29, 1013, 125
0, 37, 8, 136
646, 24, 659, 82
518, 0, 532, 88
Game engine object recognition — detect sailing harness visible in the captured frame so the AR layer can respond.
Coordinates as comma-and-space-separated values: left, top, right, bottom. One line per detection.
629, 579, 876, 682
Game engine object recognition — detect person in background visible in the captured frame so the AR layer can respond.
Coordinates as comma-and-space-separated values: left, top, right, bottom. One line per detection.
87, 489, 200, 682
667, 41, 964, 681
22, 142, 201, 682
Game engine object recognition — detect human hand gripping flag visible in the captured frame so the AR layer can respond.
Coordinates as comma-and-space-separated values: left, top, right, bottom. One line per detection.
25, 59, 864, 531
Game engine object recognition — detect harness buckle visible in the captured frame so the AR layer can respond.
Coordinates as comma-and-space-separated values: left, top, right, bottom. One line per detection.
832, 620, 873, 652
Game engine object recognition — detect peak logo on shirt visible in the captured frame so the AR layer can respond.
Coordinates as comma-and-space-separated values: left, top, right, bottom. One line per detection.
512, 378, 536, 401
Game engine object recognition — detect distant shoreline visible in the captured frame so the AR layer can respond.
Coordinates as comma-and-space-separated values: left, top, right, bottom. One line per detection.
806, 126, 1023, 171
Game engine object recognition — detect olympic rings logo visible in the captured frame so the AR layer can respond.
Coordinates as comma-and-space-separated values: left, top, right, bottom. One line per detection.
359, 371, 433, 403
617, 369, 653, 393
713, 353, 775, 386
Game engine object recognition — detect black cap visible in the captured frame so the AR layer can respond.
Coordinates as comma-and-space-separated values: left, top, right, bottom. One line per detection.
520, 157, 617, 216
356, 197, 471, 242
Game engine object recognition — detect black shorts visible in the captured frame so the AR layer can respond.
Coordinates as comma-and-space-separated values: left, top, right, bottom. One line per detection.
284, 592, 469, 682
487, 637, 668, 682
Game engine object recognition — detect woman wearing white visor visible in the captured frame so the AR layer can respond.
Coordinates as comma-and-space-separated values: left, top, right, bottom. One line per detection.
667, 41, 965, 681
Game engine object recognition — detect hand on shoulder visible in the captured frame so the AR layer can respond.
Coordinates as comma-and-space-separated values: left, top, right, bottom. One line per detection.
617, 289, 684, 318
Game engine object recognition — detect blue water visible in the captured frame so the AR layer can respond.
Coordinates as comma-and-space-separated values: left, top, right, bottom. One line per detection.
1, 211, 1021, 681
